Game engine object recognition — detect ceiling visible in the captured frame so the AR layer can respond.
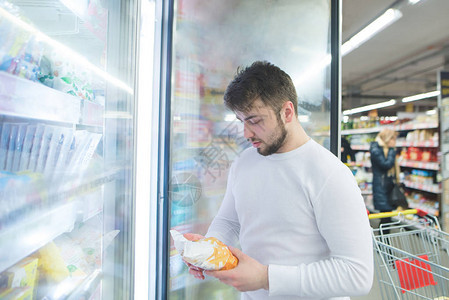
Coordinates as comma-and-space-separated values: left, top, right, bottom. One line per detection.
341, 0, 449, 117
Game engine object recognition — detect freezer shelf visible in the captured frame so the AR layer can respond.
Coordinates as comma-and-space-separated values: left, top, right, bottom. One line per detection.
0, 71, 104, 126
0, 168, 121, 273
0, 71, 80, 123
0, 201, 78, 272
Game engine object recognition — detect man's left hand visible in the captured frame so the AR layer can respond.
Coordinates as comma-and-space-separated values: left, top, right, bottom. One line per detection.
205, 246, 269, 292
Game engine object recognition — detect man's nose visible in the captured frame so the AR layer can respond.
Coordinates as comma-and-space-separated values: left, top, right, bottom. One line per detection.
243, 123, 254, 139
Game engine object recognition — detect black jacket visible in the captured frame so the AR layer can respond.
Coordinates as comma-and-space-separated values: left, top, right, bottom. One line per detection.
370, 141, 396, 211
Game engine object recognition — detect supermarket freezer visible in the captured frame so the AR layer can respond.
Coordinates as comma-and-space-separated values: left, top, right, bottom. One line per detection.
155, 0, 341, 299
0, 0, 150, 299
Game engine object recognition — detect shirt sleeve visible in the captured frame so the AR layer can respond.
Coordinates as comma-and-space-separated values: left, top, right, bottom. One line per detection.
268, 164, 374, 298
206, 161, 240, 247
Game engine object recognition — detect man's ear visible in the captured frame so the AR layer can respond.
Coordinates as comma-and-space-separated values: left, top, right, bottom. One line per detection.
282, 101, 296, 123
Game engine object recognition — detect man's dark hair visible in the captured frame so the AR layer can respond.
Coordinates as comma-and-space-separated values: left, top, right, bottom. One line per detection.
223, 61, 298, 116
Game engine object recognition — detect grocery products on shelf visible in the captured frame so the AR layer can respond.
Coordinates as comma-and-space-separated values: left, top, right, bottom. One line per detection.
0, 3, 98, 104
0, 0, 128, 298
342, 114, 442, 218
0, 122, 101, 176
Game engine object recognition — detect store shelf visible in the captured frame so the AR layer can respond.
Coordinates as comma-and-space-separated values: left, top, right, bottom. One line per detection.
0, 169, 120, 272
408, 201, 439, 217
396, 140, 439, 147
67, 269, 102, 300
342, 127, 381, 135
352, 145, 370, 151
350, 141, 438, 150
0, 72, 104, 126
342, 122, 439, 135
396, 122, 438, 131
399, 160, 440, 171
345, 161, 372, 168
0, 72, 80, 124
403, 180, 441, 194
0, 201, 78, 272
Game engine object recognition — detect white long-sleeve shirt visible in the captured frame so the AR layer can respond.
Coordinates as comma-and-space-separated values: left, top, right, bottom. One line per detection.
206, 139, 373, 300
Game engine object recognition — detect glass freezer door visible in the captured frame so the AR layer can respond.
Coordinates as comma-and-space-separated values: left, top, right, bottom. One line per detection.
0, 0, 139, 299
164, 0, 334, 299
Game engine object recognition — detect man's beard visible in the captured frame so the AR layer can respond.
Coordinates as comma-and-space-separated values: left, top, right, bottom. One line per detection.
257, 118, 288, 156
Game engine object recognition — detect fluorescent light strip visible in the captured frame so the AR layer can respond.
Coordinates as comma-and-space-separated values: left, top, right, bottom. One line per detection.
0, 6, 133, 95
343, 99, 396, 115
409, 0, 422, 4
296, 8, 402, 85
342, 8, 402, 56
294, 54, 332, 86
401, 90, 440, 102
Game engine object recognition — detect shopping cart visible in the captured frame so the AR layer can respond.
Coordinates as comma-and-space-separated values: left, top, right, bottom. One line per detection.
369, 209, 449, 299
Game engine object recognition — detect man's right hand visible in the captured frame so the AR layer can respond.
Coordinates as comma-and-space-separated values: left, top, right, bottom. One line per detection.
182, 233, 206, 280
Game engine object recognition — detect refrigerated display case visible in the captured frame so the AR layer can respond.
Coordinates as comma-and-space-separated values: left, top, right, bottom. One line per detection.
0, 0, 140, 299
158, 0, 341, 299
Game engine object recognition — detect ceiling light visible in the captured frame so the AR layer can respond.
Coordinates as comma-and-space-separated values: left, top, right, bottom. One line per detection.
343, 99, 397, 115
401, 91, 440, 103
342, 8, 403, 56
408, 0, 423, 4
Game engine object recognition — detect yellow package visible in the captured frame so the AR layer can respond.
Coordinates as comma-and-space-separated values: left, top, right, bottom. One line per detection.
34, 242, 70, 282
0, 287, 32, 300
2, 257, 38, 300
170, 230, 238, 271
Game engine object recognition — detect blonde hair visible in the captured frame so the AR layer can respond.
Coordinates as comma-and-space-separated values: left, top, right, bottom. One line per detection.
376, 128, 397, 147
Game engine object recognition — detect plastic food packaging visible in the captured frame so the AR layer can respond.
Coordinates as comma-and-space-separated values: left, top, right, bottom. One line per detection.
170, 230, 238, 271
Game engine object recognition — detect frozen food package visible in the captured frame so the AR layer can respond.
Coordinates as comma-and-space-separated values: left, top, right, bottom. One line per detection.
18, 125, 36, 171
67, 130, 90, 171
79, 133, 102, 170
11, 123, 27, 172
53, 128, 74, 174
0, 123, 11, 170
43, 126, 63, 174
170, 230, 238, 271
34, 241, 70, 282
28, 124, 45, 171
5, 124, 18, 172
35, 125, 54, 173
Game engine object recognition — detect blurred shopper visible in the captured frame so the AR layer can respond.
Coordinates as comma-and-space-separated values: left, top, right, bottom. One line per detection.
370, 128, 398, 230
184, 61, 373, 300
341, 136, 355, 163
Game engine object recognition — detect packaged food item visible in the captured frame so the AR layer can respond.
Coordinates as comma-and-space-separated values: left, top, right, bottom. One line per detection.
43, 127, 63, 175
34, 242, 70, 282
5, 124, 18, 172
27, 124, 45, 172
0, 123, 11, 170
53, 128, 74, 176
0, 257, 39, 300
18, 124, 36, 171
11, 124, 27, 172
170, 230, 238, 271
35, 125, 54, 173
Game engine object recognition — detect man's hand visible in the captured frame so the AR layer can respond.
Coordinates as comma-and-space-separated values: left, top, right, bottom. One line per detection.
182, 233, 206, 280
205, 246, 269, 292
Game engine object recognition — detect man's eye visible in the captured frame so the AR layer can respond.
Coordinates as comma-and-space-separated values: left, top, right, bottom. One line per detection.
249, 119, 261, 125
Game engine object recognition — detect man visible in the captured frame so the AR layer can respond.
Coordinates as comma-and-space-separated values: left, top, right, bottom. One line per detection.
185, 61, 373, 299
